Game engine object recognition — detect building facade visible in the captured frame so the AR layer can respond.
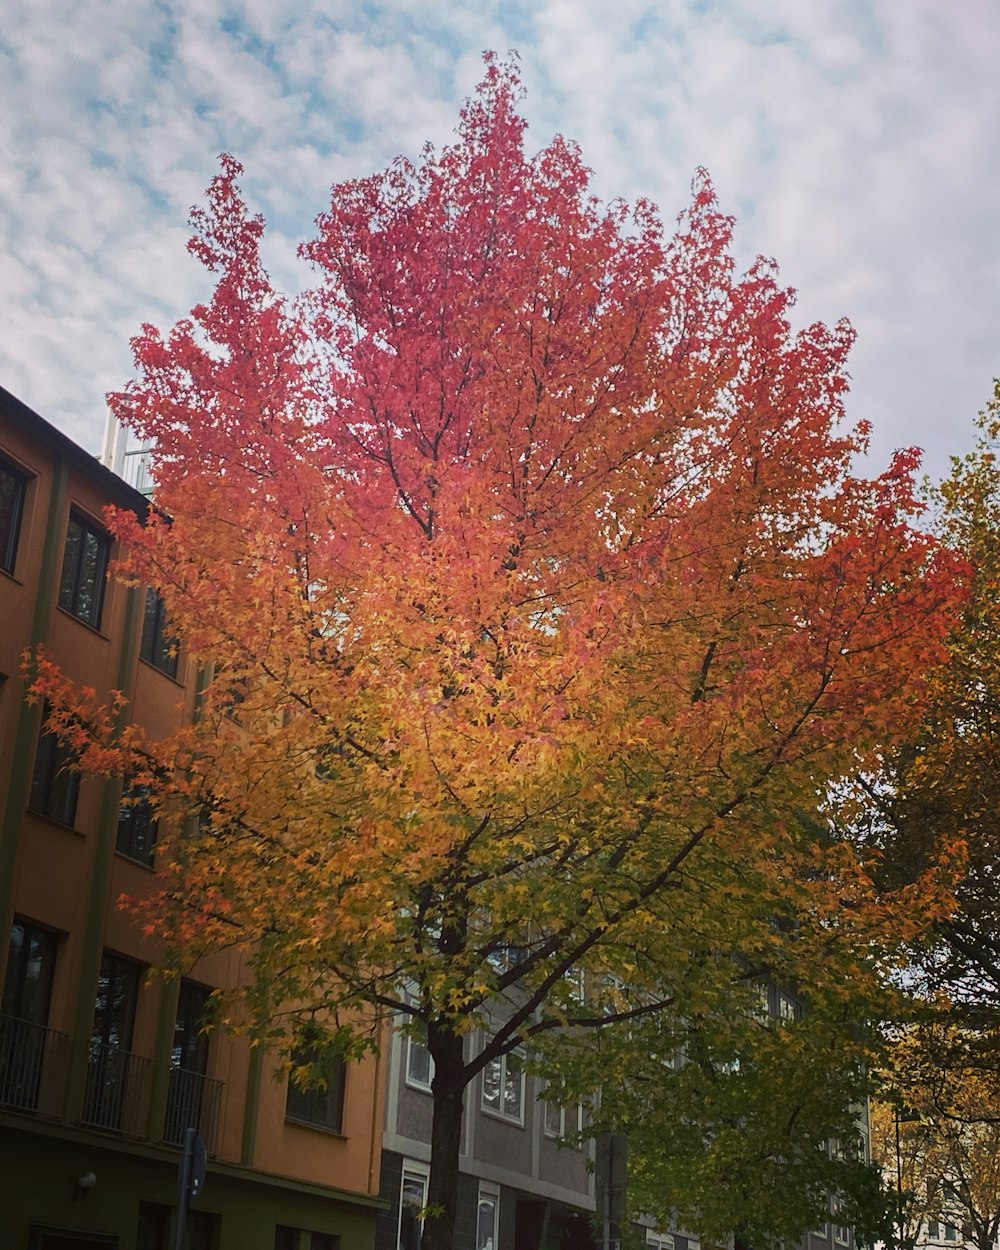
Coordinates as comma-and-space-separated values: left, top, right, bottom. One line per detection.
375, 1011, 596, 1250
0, 386, 385, 1250
374, 981, 867, 1250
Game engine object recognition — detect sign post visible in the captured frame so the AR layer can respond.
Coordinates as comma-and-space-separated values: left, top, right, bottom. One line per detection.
595, 1132, 628, 1250
174, 1127, 207, 1250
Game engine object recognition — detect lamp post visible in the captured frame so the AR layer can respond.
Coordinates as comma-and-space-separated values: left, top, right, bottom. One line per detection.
895, 1106, 905, 1250
894, 1107, 921, 1250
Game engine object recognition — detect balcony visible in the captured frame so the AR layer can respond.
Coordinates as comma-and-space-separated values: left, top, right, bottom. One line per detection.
82, 1041, 153, 1136
164, 1065, 224, 1155
0, 1013, 70, 1117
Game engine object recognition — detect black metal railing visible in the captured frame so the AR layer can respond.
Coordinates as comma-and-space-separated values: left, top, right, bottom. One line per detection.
164, 1065, 224, 1155
82, 1041, 153, 1135
0, 1013, 70, 1116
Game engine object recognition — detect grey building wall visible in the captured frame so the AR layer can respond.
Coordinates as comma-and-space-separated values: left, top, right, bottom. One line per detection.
378, 1014, 596, 1250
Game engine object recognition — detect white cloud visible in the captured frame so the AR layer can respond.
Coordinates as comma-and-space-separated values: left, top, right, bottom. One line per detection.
0, 0, 997, 479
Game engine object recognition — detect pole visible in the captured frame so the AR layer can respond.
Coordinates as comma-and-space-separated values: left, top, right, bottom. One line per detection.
174, 1127, 207, 1250
895, 1106, 904, 1250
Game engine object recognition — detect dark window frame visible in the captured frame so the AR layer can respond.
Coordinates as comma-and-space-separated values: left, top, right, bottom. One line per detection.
58, 510, 110, 628
285, 1042, 347, 1133
137, 1202, 172, 1250
3, 919, 58, 1024
173, 980, 212, 1075
29, 709, 80, 826
311, 1234, 339, 1250
117, 780, 158, 866
0, 455, 28, 576
185, 1209, 221, 1250
91, 950, 142, 1052
28, 1229, 118, 1250
141, 587, 179, 677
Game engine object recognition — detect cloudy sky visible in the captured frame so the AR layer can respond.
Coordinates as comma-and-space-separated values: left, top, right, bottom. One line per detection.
1, 0, 997, 483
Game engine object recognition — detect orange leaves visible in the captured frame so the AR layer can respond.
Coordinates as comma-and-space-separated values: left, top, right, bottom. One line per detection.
25, 648, 142, 776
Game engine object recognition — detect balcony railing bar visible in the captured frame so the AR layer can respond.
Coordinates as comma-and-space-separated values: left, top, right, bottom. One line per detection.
164, 1065, 224, 1156
0, 1013, 70, 1118
82, 1041, 153, 1136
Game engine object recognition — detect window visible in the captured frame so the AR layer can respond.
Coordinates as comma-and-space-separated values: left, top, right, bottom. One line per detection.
406, 1023, 433, 1091
213, 664, 247, 717
117, 781, 158, 865
397, 1162, 428, 1250
29, 713, 79, 825
477, 1184, 499, 1250
646, 1235, 675, 1250
83, 951, 142, 1129
487, 939, 527, 972
91, 951, 140, 1051
752, 982, 771, 1018
185, 1210, 220, 1250
482, 1046, 524, 1123
944, 1226, 959, 1243
544, 1097, 582, 1140
929, 1223, 940, 1240
164, 980, 223, 1150
832, 1199, 850, 1245
1, 919, 58, 1111
777, 993, 799, 1023
141, 588, 179, 677
2, 920, 58, 1024
563, 966, 585, 1004
58, 511, 110, 627
310, 1235, 339, 1250
172, 980, 211, 1074
137, 1201, 172, 1250
274, 1227, 339, 1250
285, 1042, 347, 1133
33, 1235, 118, 1250
0, 456, 28, 575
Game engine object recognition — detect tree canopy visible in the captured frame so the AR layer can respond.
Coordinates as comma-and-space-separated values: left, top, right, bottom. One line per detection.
856, 384, 1000, 1022
872, 1023, 1000, 1250
33, 57, 966, 1250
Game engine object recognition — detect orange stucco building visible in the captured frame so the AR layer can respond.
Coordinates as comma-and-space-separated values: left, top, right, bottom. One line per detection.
0, 385, 384, 1250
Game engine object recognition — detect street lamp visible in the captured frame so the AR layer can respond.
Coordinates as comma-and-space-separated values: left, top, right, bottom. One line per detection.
894, 1106, 921, 1250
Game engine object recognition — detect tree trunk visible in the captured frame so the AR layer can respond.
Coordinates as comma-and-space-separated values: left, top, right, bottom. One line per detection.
421, 1022, 468, 1250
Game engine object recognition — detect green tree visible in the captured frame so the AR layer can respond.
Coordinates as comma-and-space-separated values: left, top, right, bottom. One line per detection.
537, 865, 897, 1250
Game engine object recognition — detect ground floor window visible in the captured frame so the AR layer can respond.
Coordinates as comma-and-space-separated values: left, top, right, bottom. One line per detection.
28, 1231, 118, 1250
309, 1235, 338, 1250
477, 1184, 500, 1250
398, 1161, 429, 1250
274, 1228, 339, 1250
185, 1210, 220, 1250
137, 1202, 171, 1250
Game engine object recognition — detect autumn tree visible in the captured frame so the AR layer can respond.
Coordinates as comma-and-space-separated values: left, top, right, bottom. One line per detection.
34, 59, 964, 1250
870, 1099, 936, 1250
872, 1024, 1000, 1250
